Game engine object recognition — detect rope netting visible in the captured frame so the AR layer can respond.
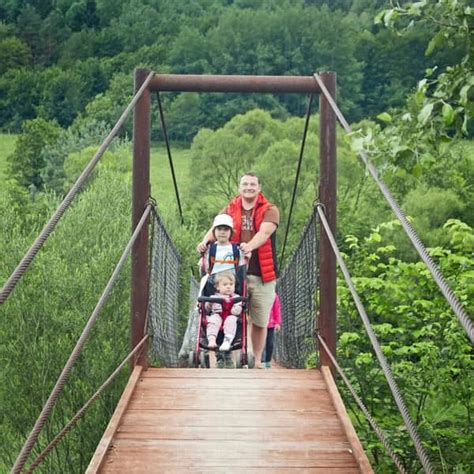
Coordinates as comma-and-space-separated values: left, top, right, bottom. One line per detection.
177, 276, 201, 364
148, 207, 182, 367
275, 206, 319, 368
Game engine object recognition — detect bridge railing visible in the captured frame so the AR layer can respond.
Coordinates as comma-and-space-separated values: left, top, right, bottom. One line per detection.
275, 76, 472, 473
3, 73, 156, 473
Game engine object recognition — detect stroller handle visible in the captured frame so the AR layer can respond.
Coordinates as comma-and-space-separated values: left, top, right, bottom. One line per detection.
197, 296, 247, 305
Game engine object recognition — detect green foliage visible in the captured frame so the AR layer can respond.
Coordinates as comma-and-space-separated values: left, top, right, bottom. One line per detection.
0, 133, 17, 180
41, 120, 119, 193
337, 219, 473, 472
73, 72, 133, 136
7, 118, 61, 191
0, 0, 441, 137
0, 1, 472, 472
0, 36, 31, 74
0, 166, 132, 472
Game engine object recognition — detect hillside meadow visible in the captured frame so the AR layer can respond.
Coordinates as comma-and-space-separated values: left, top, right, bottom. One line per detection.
0, 134, 192, 211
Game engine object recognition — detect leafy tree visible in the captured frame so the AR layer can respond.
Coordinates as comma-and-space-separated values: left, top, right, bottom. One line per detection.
65, 0, 99, 31
39, 8, 71, 65
41, 119, 119, 194
347, 0, 473, 251
73, 72, 133, 135
168, 26, 210, 74
15, 4, 43, 65
164, 93, 204, 142
7, 118, 61, 190
0, 36, 31, 75
110, 0, 162, 52
336, 219, 473, 471
58, 29, 97, 64
37, 67, 87, 127
0, 68, 42, 130
0, 166, 133, 472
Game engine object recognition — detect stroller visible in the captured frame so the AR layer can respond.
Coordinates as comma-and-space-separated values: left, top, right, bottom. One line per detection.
188, 254, 255, 369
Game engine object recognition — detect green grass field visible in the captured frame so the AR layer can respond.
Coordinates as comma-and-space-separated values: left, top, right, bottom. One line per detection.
150, 145, 192, 213
0, 135, 192, 213
0, 133, 17, 180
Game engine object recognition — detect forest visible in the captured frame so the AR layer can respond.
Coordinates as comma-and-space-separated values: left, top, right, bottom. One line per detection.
0, 0, 472, 472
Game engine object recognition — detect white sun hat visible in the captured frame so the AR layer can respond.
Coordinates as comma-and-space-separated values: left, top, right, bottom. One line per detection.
212, 214, 234, 230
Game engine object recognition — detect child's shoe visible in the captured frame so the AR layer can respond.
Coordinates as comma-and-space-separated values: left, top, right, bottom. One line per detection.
219, 338, 232, 352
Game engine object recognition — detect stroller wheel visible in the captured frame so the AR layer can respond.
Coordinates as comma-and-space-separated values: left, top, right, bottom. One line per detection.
188, 351, 199, 368
247, 353, 255, 369
199, 351, 210, 368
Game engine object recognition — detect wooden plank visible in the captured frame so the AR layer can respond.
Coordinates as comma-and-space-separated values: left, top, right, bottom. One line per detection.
120, 409, 345, 428
322, 366, 373, 474
101, 440, 358, 469
86, 365, 143, 474
137, 376, 327, 390
115, 425, 349, 441
103, 468, 361, 474
127, 386, 336, 411
141, 367, 323, 379
95, 367, 366, 472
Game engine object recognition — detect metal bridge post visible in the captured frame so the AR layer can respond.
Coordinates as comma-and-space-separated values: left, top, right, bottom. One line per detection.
131, 68, 151, 369
318, 71, 337, 372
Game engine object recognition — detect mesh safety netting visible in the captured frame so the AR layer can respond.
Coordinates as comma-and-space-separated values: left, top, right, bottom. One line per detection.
177, 276, 200, 365
148, 208, 182, 367
275, 206, 319, 368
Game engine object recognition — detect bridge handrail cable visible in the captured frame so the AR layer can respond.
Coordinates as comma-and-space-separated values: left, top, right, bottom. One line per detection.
317, 204, 434, 473
11, 204, 152, 474
24, 334, 149, 473
280, 93, 314, 265
313, 73, 473, 344
155, 92, 185, 225
0, 71, 155, 305
318, 335, 407, 474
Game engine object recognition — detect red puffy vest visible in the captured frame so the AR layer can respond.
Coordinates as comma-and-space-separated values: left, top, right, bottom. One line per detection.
225, 193, 276, 282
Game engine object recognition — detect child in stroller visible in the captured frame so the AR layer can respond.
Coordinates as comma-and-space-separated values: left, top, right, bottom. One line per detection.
204, 272, 243, 352
189, 214, 254, 368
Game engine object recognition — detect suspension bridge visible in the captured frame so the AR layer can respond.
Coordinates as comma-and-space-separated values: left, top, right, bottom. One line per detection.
1, 71, 472, 473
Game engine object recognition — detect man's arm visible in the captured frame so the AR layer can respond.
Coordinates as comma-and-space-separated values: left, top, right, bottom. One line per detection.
197, 228, 215, 253
239, 222, 277, 254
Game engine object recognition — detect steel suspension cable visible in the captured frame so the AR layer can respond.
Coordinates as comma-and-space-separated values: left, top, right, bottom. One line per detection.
313, 73, 473, 344
280, 93, 314, 266
0, 71, 155, 305
318, 335, 407, 474
24, 335, 149, 473
317, 204, 433, 473
11, 204, 152, 474
156, 92, 184, 224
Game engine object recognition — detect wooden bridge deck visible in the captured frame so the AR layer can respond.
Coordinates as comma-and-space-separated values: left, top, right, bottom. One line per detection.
87, 366, 372, 473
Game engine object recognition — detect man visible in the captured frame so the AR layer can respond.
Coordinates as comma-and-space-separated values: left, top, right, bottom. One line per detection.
197, 172, 279, 368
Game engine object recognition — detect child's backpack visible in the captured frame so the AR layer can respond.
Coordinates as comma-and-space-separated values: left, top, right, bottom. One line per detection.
208, 242, 240, 274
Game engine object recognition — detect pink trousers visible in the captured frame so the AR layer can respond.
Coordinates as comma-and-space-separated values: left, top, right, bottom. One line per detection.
206, 313, 237, 342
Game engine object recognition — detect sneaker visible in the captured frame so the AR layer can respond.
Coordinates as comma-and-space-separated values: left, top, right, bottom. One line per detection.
216, 357, 224, 369
219, 339, 232, 352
